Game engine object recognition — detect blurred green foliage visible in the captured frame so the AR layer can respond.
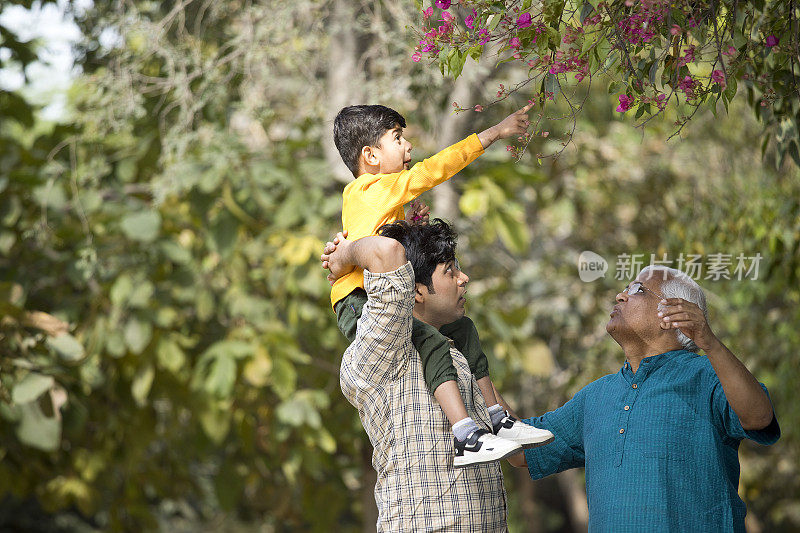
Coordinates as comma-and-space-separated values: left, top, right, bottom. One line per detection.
0, 0, 798, 531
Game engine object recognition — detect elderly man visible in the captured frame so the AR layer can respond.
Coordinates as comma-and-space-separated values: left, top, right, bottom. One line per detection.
509, 265, 779, 532
321, 219, 552, 531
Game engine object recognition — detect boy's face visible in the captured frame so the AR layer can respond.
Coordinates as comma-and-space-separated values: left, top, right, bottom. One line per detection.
368, 124, 413, 174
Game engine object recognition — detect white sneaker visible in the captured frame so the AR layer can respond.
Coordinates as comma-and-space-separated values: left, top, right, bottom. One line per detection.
493, 412, 554, 449
453, 429, 522, 468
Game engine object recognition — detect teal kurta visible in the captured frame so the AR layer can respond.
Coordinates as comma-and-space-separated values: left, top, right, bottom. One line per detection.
523, 349, 780, 532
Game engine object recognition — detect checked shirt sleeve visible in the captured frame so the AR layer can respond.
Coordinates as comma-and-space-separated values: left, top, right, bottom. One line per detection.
344, 261, 416, 385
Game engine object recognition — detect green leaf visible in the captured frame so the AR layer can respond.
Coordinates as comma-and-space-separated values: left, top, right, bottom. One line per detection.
124, 318, 152, 354
12, 373, 54, 404
131, 363, 155, 406
724, 76, 738, 101
210, 210, 238, 258
120, 210, 161, 243
48, 334, 86, 362
110, 274, 133, 307
157, 338, 186, 373
16, 400, 61, 452
271, 357, 297, 399
494, 208, 529, 254
544, 72, 560, 101
128, 280, 154, 308
579, 1, 594, 25
204, 356, 236, 398
467, 46, 483, 61
199, 400, 232, 443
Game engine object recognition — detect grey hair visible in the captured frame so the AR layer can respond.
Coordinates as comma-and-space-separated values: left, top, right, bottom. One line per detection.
638, 265, 708, 353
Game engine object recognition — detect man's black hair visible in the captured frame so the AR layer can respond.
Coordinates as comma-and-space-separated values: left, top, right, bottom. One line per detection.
333, 105, 407, 177
378, 219, 457, 292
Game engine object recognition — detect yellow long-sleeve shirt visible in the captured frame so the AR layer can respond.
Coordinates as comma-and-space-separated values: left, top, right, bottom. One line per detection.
330, 133, 485, 309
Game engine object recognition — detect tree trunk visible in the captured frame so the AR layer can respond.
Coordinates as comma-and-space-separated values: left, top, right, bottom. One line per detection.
556, 469, 589, 532
325, 0, 362, 184
432, 54, 496, 221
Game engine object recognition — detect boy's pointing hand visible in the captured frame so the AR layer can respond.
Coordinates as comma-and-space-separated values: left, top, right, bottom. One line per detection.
477, 103, 532, 149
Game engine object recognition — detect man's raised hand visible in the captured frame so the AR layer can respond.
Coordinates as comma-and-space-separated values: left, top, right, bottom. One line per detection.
657, 297, 718, 353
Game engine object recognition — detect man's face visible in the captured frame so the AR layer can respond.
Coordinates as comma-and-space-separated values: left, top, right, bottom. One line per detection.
372, 124, 413, 174
606, 271, 666, 342
417, 259, 469, 328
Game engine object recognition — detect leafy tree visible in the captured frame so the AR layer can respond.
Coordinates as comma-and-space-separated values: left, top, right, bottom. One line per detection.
412, 0, 800, 168
1, 1, 798, 532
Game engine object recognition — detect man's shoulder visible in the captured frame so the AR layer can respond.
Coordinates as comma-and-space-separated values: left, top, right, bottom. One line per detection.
363, 261, 415, 295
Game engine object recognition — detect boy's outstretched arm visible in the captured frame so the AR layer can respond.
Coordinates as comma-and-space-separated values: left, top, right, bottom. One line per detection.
476, 103, 534, 149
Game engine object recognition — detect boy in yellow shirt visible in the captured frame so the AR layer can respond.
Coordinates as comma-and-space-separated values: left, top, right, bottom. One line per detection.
327, 104, 552, 466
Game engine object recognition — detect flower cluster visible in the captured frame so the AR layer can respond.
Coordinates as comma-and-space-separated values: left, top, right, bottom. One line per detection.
412, 0, 796, 160
616, 0, 668, 45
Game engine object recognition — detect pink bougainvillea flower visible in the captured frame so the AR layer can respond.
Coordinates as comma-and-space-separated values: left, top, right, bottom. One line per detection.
423, 7, 434, 18
723, 45, 737, 56
616, 94, 633, 113
412, 52, 422, 62
465, 12, 475, 28
670, 25, 681, 35
517, 12, 532, 28
441, 11, 455, 23
474, 104, 484, 112
435, 0, 451, 9
477, 28, 491, 45
765, 35, 779, 47
711, 69, 726, 87
678, 75, 697, 97
509, 37, 521, 49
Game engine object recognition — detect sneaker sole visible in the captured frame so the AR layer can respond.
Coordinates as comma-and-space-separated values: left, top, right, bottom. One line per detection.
519, 434, 555, 449
453, 446, 523, 468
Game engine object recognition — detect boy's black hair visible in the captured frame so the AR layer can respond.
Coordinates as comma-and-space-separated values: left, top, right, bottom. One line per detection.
333, 105, 407, 177
377, 219, 457, 292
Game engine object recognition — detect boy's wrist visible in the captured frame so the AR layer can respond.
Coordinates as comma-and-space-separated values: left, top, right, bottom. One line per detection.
477, 126, 499, 149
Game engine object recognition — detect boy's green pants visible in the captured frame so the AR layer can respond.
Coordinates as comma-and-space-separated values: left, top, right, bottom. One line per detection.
334, 289, 489, 393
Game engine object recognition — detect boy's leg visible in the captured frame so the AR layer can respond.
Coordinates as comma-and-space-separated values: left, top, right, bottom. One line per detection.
439, 316, 497, 405
412, 318, 522, 466
440, 316, 554, 449
412, 318, 466, 425
334, 289, 367, 343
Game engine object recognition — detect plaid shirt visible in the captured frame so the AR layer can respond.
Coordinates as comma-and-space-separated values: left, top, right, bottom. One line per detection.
340, 262, 508, 532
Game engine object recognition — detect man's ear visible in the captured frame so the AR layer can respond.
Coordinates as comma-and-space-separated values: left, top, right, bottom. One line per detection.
361, 145, 379, 166
414, 283, 427, 304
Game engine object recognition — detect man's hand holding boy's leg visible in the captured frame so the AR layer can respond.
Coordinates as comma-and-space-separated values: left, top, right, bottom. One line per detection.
477, 103, 534, 149
321, 231, 407, 285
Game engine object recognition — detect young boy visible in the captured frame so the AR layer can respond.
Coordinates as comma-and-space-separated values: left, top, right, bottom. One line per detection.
327, 104, 553, 466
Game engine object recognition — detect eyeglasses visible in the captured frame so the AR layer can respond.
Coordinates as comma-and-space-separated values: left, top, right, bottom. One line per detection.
623, 281, 664, 300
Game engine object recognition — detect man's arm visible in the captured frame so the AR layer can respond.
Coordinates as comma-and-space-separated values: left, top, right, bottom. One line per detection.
323, 232, 414, 382
322, 232, 406, 285
659, 298, 774, 430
